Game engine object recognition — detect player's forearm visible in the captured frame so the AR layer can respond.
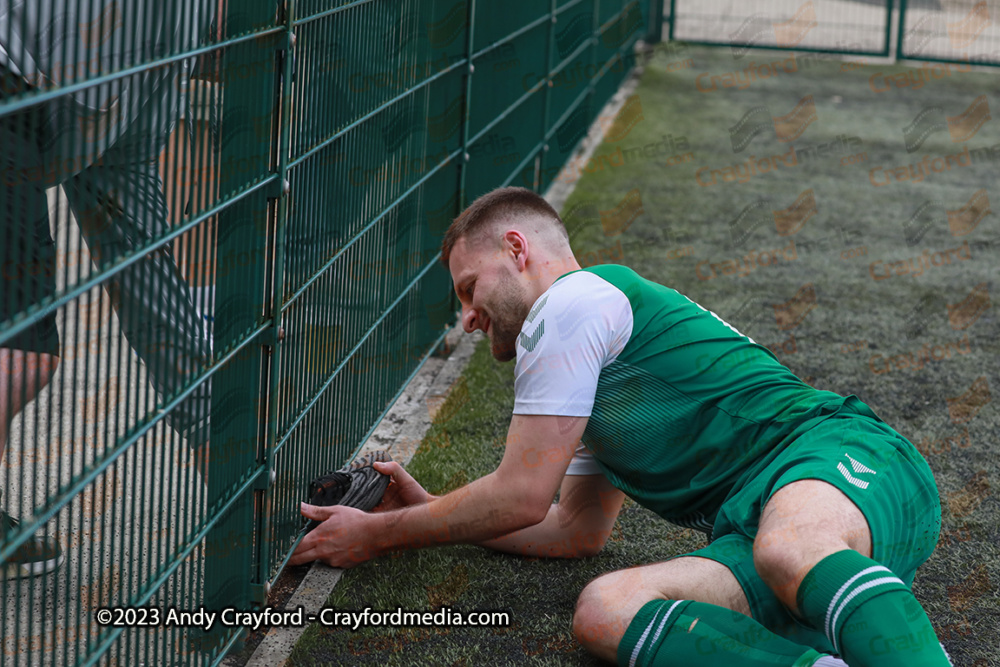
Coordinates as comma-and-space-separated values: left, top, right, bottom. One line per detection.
372, 472, 546, 555
478, 502, 608, 558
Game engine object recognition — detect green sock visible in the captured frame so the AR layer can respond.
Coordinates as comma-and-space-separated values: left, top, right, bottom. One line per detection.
797, 550, 951, 666
618, 599, 825, 667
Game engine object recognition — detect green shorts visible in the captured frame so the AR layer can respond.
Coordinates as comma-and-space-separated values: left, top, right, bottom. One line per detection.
690, 400, 942, 654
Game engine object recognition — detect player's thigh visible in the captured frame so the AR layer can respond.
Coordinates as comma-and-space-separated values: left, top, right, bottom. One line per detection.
753, 414, 942, 609
759, 479, 871, 553
754, 478, 873, 604
577, 555, 750, 623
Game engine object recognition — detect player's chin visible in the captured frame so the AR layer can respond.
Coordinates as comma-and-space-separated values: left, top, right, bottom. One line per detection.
490, 339, 517, 362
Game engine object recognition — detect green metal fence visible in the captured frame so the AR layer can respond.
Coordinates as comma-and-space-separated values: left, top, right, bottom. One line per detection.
0, 0, 658, 664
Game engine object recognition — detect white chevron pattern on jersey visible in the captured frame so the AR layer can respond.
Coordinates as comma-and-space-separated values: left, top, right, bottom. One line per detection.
845, 454, 877, 475
838, 465, 869, 489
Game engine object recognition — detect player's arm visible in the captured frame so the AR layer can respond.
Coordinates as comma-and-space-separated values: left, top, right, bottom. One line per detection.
477, 471, 624, 558
371, 438, 624, 558
371, 435, 624, 558
290, 412, 588, 567
381, 412, 583, 544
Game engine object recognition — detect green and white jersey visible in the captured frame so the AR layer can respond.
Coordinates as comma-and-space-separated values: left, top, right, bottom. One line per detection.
512, 264, 863, 533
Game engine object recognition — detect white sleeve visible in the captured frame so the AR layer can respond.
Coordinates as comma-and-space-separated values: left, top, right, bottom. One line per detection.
512, 272, 633, 416
564, 444, 605, 476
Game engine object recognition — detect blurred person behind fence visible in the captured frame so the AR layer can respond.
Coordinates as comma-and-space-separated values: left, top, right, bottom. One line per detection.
0, 0, 219, 578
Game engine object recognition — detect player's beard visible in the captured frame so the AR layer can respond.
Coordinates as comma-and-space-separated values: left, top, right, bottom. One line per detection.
485, 269, 530, 362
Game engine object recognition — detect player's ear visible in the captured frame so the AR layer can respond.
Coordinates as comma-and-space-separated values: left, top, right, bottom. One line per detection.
502, 230, 528, 270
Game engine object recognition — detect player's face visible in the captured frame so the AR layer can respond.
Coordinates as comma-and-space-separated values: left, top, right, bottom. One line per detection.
450, 237, 531, 362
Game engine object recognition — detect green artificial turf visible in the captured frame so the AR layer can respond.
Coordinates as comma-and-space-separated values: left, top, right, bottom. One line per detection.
288, 44, 999, 666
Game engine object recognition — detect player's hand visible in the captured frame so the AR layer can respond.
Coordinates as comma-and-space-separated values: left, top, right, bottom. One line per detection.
290, 504, 376, 568
371, 460, 433, 512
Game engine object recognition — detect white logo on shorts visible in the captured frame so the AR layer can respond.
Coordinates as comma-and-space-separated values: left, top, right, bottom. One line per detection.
838, 454, 876, 490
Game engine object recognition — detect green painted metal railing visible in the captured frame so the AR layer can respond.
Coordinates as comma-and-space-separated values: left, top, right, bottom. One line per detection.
0, 1, 658, 664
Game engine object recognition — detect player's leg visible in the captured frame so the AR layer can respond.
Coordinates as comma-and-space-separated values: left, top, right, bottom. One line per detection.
573, 552, 833, 666
0, 95, 64, 576
753, 434, 951, 666
753, 479, 873, 606
65, 158, 213, 453
1, 200, 61, 456
0, 86, 62, 455
573, 555, 749, 660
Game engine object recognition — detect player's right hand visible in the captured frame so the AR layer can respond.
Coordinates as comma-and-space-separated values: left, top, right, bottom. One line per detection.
371, 461, 433, 512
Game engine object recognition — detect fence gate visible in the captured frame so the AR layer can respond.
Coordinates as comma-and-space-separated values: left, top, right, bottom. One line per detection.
668, 0, 1000, 67
0, 0, 659, 664
669, 0, 893, 57
897, 0, 1000, 66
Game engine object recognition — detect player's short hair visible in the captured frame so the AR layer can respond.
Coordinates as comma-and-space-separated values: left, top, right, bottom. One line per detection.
441, 186, 567, 267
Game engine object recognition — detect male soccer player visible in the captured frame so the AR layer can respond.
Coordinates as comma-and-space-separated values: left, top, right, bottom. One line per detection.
293, 187, 950, 666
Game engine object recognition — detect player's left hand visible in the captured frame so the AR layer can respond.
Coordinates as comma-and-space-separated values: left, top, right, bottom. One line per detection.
290, 504, 378, 568
371, 460, 432, 512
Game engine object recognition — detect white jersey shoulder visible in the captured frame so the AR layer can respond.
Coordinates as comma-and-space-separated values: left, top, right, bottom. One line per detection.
512, 270, 634, 418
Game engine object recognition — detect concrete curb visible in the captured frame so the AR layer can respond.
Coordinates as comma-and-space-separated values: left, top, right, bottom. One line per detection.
237, 327, 481, 667
240, 565, 345, 667
235, 53, 648, 667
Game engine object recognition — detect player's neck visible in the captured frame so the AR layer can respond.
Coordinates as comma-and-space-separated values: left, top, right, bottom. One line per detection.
527, 253, 582, 298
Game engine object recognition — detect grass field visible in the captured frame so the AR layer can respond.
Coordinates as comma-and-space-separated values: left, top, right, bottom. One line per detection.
287, 44, 999, 666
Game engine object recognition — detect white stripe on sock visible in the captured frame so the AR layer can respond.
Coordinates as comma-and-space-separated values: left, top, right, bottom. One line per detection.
629, 603, 667, 667
630, 600, 684, 667
830, 576, 904, 654
824, 565, 891, 642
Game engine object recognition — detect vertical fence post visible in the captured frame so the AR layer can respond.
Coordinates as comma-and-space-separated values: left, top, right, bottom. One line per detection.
458, 0, 477, 210
198, 0, 281, 655
255, 0, 296, 606
647, 0, 664, 44
895, 0, 907, 61
539, 0, 558, 194
589, 0, 599, 122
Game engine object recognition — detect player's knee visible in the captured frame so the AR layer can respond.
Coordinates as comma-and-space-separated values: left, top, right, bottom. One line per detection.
571, 597, 597, 649
753, 531, 803, 593
572, 576, 626, 653
572, 580, 605, 646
